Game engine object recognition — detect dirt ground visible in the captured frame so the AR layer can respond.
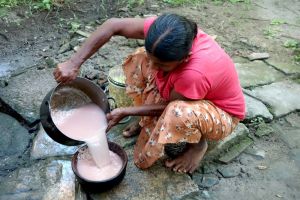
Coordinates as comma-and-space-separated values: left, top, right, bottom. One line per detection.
1, 0, 300, 199
1, 0, 299, 71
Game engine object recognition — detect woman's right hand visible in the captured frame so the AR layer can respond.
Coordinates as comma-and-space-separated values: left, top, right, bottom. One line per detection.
106, 108, 128, 133
53, 60, 80, 83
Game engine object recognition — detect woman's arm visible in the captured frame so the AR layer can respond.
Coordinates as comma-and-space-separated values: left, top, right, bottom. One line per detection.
106, 89, 194, 131
54, 18, 146, 83
120, 104, 167, 116
120, 89, 191, 116
69, 18, 146, 67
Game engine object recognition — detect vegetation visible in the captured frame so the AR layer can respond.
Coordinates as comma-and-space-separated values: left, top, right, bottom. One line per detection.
0, 0, 27, 8
211, 0, 251, 4
163, 0, 251, 5
270, 19, 287, 25
32, 0, 53, 10
128, 0, 144, 8
263, 26, 280, 39
283, 40, 300, 62
163, 0, 196, 5
0, 0, 62, 11
263, 19, 287, 39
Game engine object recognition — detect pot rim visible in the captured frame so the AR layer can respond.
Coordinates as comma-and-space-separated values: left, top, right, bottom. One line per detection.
107, 76, 126, 88
71, 142, 128, 183
40, 77, 110, 146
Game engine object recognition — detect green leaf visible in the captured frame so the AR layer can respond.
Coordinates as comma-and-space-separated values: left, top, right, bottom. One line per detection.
270, 19, 286, 25
283, 40, 299, 49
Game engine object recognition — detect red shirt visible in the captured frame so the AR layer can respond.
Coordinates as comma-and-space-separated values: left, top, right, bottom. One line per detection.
144, 17, 245, 120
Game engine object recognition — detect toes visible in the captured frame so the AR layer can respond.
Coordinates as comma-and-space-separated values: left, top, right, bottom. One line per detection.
186, 164, 193, 174
122, 122, 140, 137
122, 131, 130, 137
188, 164, 199, 174
178, 165, 188, 173
123, 126, 130, 132
165, 159, 176, 168
173, 163, 183, 172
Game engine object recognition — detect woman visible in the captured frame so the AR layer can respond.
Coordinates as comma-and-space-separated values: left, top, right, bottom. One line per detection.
54, 14, 245, 174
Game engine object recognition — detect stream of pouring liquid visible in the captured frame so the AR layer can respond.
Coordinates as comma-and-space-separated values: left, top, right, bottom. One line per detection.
52, 103, 111, 168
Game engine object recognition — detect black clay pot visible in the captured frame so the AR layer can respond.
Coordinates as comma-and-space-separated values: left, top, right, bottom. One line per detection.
40, 77, 110, 146
72, 142, 128, 193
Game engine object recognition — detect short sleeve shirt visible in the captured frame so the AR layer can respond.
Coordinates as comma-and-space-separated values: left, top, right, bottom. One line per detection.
144, 17, 245, 120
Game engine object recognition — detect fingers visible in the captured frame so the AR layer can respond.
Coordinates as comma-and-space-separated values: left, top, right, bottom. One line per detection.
59, 76, 72, 84
53, 61, 78, 84
106, 123, 112, 133
106, 120, 115, 133
53, 67, 63, 83
54, 72, 73, 84
106, 113, 111, 119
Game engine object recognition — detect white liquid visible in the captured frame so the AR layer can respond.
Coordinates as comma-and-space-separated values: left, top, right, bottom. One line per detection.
77, 148, 123, 181
52, 103, 107, 140
52, 103, 111, 169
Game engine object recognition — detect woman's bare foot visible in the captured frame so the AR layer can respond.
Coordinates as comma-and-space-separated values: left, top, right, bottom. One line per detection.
165, 138, 208, 174
122, 120, 141, 137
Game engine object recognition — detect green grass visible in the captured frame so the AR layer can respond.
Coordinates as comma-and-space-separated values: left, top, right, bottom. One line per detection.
0, 7, 8, 16
212, 0, 251, 4
163, 0, 201, 6
163, 0, 250, 6
0, 0, 32, 8
283, 40, 300, 63
283, 40, 299, 49
263, 26, 281, 39
0, 0, 18, 8
270, 19, 287, 25
0, 0, 55, 10
128, 0, 144, 8
0, 0, 62, 19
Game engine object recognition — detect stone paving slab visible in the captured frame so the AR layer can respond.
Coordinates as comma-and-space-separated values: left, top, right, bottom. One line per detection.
248, 80, 300, 117
218, 137, 253, 164
271, 113, 300, 150
205, 123, 249, 161
244, 92, 273, 121
272, 124, 300, 149
88, 150, 199, 200
265, 58, 300, 75
0, 60, 39, 78
0, 113, 31, 177
31, 124, 80, 159
288, 149, 300, 169
255, 122, 275, 138
0, 68, 57, 124
235, 61, 285, 88
0, 159, 75, 200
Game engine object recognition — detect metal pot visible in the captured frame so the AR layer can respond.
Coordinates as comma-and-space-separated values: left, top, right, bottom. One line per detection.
40, 77, 110, 146
71, 142, 128, 193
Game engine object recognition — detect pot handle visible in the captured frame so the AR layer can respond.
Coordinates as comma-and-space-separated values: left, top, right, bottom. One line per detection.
107, 97, 117, 111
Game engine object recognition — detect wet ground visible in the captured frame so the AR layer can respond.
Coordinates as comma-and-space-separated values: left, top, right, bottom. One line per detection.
0, 0, 300, 199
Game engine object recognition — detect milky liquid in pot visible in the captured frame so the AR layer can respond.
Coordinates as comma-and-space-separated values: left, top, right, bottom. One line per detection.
52, 103, 123, 180
77, 147, 123, 181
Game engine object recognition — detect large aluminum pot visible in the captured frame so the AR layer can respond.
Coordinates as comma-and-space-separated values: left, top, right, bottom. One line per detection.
40, 77, 110, 146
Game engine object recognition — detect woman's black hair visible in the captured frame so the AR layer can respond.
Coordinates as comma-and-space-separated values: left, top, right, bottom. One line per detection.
145, 13, 198, 62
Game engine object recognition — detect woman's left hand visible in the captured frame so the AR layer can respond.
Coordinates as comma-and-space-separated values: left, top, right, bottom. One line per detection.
106, 108, 127, 132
